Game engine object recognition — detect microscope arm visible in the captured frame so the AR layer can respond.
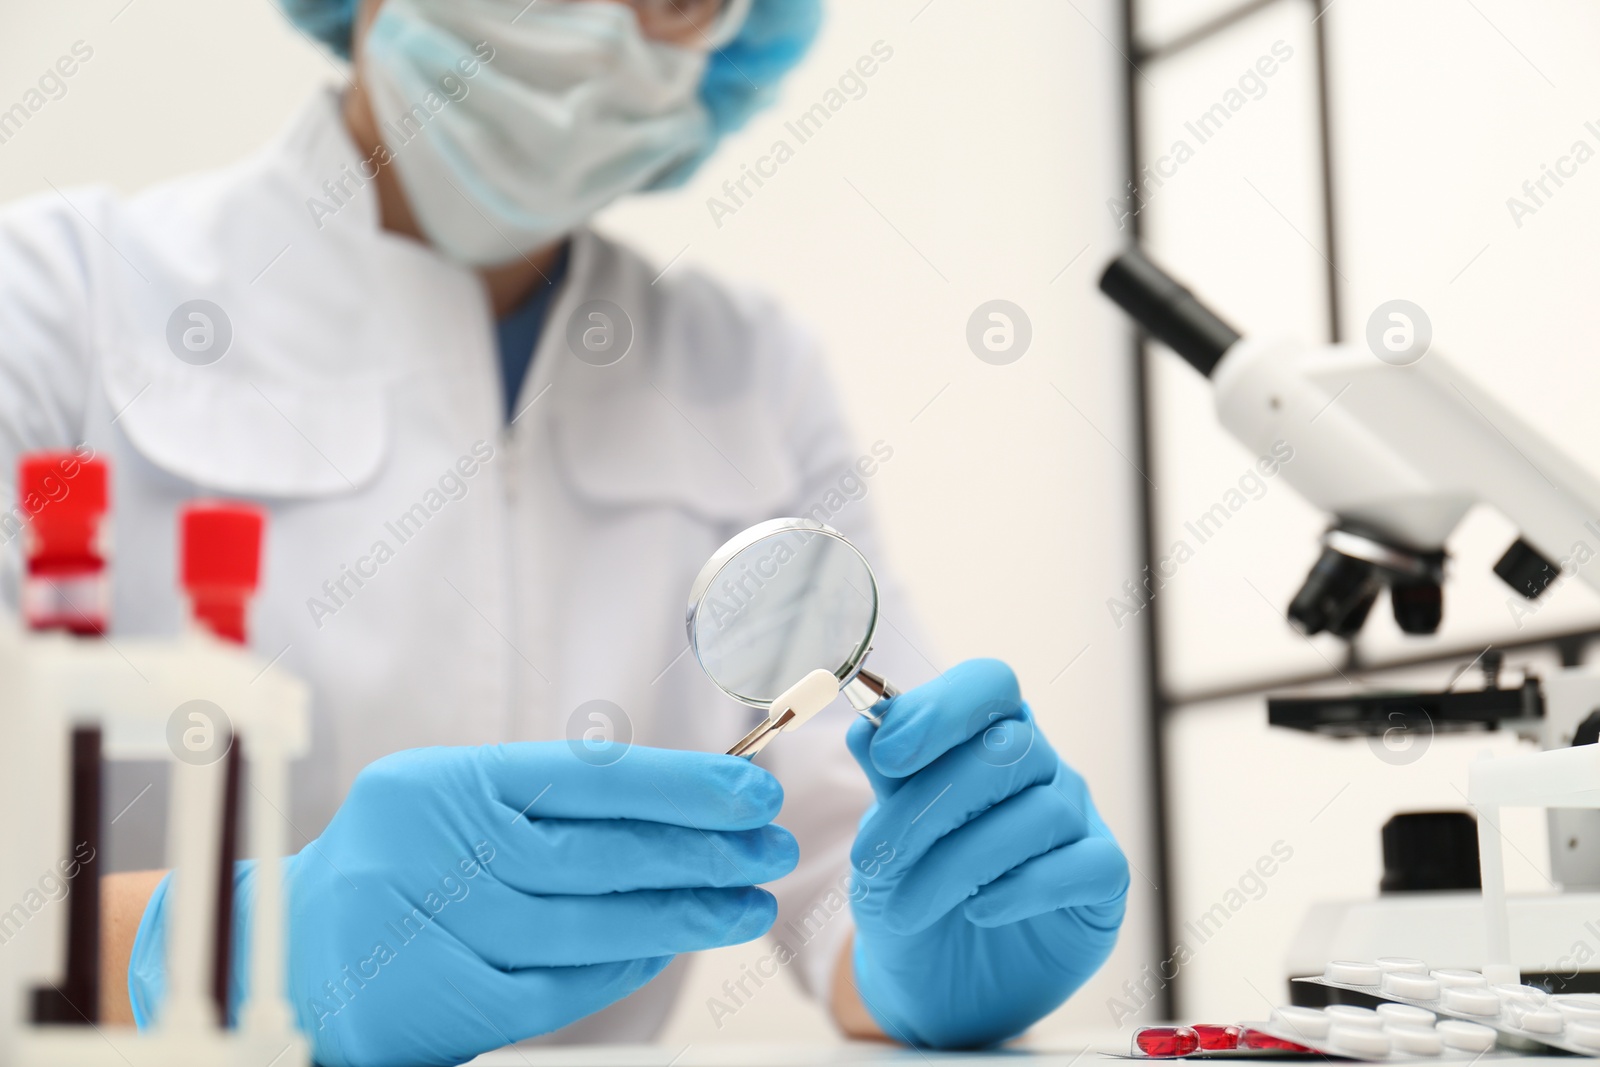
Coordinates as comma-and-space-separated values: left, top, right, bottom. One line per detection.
1214, 335, 1600, 597
1102, 249, 1600, 634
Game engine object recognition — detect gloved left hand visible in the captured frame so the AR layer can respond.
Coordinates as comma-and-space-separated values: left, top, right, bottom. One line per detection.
128, 744, 796, 1066
846, 659, 1130, 1049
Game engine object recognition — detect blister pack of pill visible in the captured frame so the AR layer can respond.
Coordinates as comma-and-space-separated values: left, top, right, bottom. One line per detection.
1129, 1004, 1501, 1060
1246, 1003, 1500, 1059
1130, 1024, 1257, 1057
1300, 958, 1600, 1056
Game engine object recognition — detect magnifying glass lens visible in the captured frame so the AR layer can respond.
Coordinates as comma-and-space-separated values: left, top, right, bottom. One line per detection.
691, 528, 876, 706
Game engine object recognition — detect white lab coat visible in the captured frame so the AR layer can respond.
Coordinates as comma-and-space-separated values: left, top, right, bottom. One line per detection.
0, 90, 933, 1041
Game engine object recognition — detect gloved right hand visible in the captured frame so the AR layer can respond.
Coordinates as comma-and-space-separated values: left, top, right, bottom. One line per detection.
129, 744, 797, 1067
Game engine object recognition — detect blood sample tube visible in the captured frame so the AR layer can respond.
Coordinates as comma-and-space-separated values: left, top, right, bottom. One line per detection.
180, 503, 265, 645
179, 502, 265, 1027
18, 453, 109, 1022
31, 726, 102, 1026
19, 453, 109, 635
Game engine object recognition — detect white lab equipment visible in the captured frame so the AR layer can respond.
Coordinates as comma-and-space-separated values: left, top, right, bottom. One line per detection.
685, 518, 900, 758
1101, 249, 1600, 640
1282, 663, 1600, 990
1099, 250, 1600, 994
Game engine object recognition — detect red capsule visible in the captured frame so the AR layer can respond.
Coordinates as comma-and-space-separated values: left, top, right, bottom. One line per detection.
1134, 1026, 1201, 1057
1191, 1024, 1242, 1050
1240, 1028, 1314, 1053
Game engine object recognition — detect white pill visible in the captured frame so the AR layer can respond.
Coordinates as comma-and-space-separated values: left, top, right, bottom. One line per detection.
1436, 1020, 1497, 1052
1271, 1006, 1331, 1039
1569, 1020, 1600, 1050
1377, 1003, 1436, 1028
1386, 1026, 1444, 1055
1326, 960, 1383, 985
1557, 993, 1600, 1008
1382, 971, 1440, 1000
1376, 956, 1430, 975
1329, 1023, 1390, 1057
1555, 994, 1600, 1020
1430, 968, 1487, 988
1492, 983, 1548, 1005
1442, 986, 1500, 1016
1326, 1005, 1384, 1028
1507, 1007, 1563, 1034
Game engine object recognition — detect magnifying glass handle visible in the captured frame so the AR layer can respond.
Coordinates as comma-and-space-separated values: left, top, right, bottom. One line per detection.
725, 669, 892, 759
843, 668, 897, 728
726, 711, 792, 759
726, 669, 841, 759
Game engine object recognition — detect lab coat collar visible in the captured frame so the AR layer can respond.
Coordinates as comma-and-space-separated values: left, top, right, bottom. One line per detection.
274, 87, 384, 237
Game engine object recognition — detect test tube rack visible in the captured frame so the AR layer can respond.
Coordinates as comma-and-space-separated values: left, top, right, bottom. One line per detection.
0, 619, 310, 1067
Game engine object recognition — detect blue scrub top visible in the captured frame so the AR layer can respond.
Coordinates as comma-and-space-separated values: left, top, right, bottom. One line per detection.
494, 245, 570, 422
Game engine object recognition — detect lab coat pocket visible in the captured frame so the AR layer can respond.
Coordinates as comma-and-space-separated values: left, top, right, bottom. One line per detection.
102, 332, 389, 499
550, 382, 799, 526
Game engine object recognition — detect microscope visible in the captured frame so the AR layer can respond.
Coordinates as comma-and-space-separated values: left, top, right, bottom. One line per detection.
1100, 250, 1600, 995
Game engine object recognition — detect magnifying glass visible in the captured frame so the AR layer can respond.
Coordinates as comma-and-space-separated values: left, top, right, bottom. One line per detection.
686, 518, 900, 759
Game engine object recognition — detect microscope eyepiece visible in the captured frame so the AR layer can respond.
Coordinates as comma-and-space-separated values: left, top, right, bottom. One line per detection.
1098, 249, 1243, 378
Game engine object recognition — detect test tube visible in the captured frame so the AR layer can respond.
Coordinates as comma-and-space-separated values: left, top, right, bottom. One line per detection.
180, 502, 265, 1027
19, 452, 109, 636
19, 452, 110, 1024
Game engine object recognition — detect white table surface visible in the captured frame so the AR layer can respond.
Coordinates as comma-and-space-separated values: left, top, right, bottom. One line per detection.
468, 1043, 1106, 1066
463, 1035, 1593, 1066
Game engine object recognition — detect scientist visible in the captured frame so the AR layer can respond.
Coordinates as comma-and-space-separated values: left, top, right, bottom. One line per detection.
0, 0, 1130, 1063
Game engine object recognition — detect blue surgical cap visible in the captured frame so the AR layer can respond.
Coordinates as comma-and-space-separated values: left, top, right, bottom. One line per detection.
700, 1, 823, 138
278, 0, 822, 141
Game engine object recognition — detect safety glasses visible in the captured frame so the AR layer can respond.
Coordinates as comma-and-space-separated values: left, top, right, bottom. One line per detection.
584, 0, 753, 46
505, 0, 754, 48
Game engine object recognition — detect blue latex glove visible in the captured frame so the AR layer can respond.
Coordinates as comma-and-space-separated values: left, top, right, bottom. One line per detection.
846, 660, 1130, 1049
129, 744, 797, 1067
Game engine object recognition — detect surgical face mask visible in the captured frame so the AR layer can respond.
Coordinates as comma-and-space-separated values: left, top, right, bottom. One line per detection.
362, 0, 743, 266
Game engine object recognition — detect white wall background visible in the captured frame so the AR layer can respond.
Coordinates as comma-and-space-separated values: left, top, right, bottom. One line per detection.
1, 0, 1159, 1047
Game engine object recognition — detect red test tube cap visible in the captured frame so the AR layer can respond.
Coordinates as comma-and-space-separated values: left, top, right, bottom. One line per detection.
19, 453, 109, 574
181, 503, 265, 645
19, 452, 107, 520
